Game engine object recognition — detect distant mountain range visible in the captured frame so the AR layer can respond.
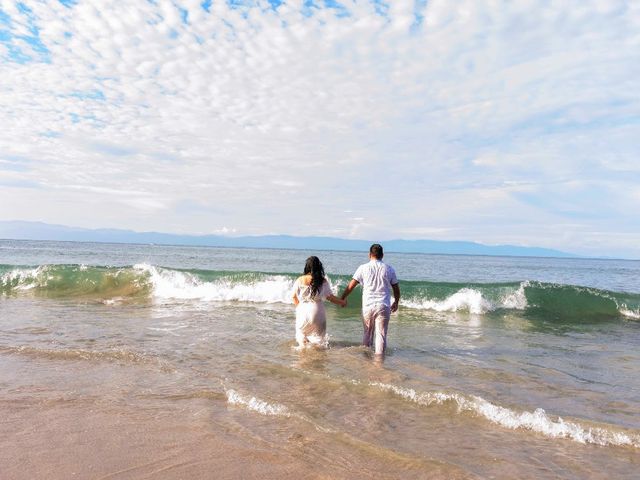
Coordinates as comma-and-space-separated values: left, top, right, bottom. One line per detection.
0, 221, 578, 258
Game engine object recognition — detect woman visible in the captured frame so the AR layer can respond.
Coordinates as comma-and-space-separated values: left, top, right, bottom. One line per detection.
292, 256, 346, 348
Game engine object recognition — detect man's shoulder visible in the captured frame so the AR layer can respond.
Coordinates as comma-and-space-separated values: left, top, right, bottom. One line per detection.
354, 262, 369, 272
353, 262, 371, 280
384, 262, 397, 277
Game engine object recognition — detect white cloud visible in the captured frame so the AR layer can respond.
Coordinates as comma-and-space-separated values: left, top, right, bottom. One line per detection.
0, 0, 638, 257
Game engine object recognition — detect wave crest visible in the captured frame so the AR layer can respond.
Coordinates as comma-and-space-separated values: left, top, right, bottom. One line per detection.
2, 264, 639, 319
403, 282, 529, 314
135, 264, 295, 304
370, 382, 640, 448
0, 264, 149, 298
404, 287, 495, 314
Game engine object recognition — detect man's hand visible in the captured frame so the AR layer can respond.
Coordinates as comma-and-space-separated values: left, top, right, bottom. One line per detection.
391, 283, 400, 313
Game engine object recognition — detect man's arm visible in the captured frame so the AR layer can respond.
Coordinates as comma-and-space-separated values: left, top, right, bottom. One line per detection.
327, 294, 347, 307
341, 279, 359, 301
391, 283, 400, 312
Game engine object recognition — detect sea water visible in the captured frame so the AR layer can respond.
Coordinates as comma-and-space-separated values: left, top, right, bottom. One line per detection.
1, 240, 639, 479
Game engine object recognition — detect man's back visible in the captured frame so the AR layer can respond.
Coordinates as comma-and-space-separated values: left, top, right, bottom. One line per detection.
353, 259, 398, 310
341, 244, 400, 355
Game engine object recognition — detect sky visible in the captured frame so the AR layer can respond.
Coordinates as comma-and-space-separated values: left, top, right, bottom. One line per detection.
0, 1, 639, 258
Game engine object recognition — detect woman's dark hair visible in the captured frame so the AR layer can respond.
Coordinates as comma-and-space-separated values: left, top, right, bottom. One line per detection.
303, 256, 325, 297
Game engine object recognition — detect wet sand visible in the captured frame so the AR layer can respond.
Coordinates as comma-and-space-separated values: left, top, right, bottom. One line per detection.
1, 393, 470, 480
2, 347, 639, 480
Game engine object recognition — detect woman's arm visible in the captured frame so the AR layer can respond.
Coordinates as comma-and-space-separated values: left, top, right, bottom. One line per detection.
292, 278, 300, 306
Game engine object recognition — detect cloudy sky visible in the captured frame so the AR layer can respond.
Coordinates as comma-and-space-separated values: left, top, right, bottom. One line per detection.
0, 1, 638, 258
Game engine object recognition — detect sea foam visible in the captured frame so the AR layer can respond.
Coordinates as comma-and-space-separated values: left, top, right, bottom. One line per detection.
0, 265, 50, 291
225, 388, 291, 417
403, 284, 528, 314
370, 382, 640, 448
224, 387, 335, 433
135, 264, 295, 304
619, 307, 640, 319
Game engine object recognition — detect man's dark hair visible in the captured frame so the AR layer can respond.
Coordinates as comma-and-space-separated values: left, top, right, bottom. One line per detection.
369, 243, 383, 259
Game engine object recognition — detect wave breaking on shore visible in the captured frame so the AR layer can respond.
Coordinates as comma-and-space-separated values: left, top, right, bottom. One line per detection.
2, 263, 639, 320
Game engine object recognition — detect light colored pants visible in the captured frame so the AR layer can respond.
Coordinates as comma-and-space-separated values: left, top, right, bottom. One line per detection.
362, 304, 391, 355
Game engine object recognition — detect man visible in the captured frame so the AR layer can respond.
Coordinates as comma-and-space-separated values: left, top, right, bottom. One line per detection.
341, 244, 400, 355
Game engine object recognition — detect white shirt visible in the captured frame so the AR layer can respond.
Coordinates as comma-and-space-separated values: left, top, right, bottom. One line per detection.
352, 259, 398, 310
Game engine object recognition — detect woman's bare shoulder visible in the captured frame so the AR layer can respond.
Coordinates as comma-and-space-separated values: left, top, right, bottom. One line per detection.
297, 274, 312, 285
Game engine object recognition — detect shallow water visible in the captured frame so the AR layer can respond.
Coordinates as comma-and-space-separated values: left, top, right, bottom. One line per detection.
1, 240, 639, 479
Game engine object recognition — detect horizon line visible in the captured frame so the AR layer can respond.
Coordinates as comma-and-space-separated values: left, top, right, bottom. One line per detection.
3, 220, 637, 260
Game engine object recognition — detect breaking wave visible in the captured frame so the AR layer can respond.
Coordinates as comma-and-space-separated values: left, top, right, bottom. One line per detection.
2, 263, 639, 319
135, 263, 295, 303
402, 280, 640, 319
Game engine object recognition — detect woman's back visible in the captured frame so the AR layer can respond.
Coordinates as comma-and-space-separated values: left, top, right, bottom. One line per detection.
294, 275, 330, 303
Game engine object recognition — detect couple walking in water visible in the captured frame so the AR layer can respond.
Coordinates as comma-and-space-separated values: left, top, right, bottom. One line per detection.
292, 244, 400, 355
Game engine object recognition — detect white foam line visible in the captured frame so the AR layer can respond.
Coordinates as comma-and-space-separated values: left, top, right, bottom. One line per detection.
225, 389, 291, 417
370, 382, 640, 448
224, 388, 335, 433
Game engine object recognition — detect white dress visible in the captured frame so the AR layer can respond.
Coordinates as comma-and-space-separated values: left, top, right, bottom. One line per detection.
293, 278, 332, 346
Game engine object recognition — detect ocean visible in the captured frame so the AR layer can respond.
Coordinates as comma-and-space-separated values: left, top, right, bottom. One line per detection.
1, 239, 639, 479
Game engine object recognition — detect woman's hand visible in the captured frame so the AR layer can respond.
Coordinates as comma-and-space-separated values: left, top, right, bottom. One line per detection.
328, 295, 346, 307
